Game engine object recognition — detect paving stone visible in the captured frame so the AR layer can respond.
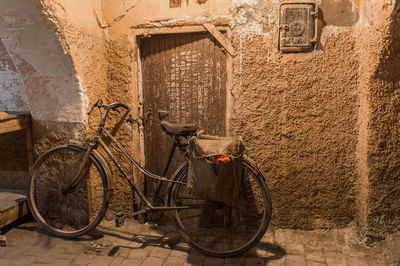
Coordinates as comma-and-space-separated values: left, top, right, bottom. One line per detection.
141, 257, 164, 266
150, 246, 171, 258
186, 253, 206, 265
169, 249, 189, 259
274, 230, 309, 246
261, 229, 275, 242
273, 230, 291, 245
184, 262, 203, 266
72, 254, 98, 265
0, 259, 17, 266
335, 232, 347, 246
265, 257, 285, 266
51, 259, 74, 266
244, 257, 266, 266
326, 253, 347, 266
110, 257, 125, 266
2, 255, 37, 265
120, 258, 144, 266
305, 249, 326, 263
322, 243, 343, 252
188, 249, 207, 260
204, 257, 224, 266
127, 248, 151, 259
37, 248, 76, 262
284, 243, 305, 255
344, 255, 370, 266
0, 219, 394, 266
224, 257, 246, 265
342, 247, 368, 257
314, 231, 337, 247
285, 255, 306, 266
162, 256, 186, 266
0, 246, 25, 258
0, 257, 36, 266
304, 241, 324, 250
60, 241, 86, 255
23, 244, 48, 257
88, 255, 115, 266
112, 245, 135, 258
306, 262, 327, 266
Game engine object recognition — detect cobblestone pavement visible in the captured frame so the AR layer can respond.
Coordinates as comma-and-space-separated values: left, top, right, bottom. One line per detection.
0, 217, 389, 266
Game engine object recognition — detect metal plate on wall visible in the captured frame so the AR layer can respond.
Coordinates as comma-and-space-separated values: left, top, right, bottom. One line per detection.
170, 0, 182, 8
279, 2, 318, 52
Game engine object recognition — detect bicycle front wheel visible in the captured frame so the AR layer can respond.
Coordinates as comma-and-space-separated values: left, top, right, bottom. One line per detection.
168, 157, 272, 257
28, 145, 111, 238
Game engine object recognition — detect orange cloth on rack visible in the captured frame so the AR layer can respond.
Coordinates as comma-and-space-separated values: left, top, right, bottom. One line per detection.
216, 155, 231, 163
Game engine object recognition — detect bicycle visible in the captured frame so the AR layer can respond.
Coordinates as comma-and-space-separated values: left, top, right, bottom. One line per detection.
27, 99, 272, 257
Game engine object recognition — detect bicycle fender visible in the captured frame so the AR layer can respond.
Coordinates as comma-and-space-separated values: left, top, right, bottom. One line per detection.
91, 149, 113, 189
243, 155, 268, 183
67, 142, 113, 190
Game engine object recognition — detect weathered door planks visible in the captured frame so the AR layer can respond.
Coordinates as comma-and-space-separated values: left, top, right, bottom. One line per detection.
139, 32, 227, 195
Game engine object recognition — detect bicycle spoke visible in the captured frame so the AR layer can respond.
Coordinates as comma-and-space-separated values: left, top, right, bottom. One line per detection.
170, 160, 271, 257
28, 146, 110, 237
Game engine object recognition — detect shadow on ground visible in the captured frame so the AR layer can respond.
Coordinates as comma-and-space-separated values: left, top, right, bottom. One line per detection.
10, 216, 286, 264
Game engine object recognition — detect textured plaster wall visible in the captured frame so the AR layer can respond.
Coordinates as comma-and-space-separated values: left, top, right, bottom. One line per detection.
35, 0, 137, 213
230, 1, 359, 229
101, 0, 231, 31
359, 1, 400, 237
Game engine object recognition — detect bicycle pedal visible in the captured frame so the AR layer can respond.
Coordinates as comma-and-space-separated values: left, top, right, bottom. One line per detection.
115, 214, 125, 227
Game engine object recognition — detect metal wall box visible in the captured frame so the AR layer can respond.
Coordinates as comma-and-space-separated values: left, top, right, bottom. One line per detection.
169, 0, 182, 8
279, 2, 318, 52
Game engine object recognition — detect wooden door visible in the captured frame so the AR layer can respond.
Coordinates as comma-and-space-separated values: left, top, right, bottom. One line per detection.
139, 32, 227, 194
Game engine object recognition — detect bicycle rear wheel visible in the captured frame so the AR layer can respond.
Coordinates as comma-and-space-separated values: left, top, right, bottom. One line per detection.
28, 145, 111, 238
168, 157, 272, 257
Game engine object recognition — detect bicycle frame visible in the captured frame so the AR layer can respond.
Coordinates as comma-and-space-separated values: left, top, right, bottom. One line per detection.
70, 103, 199, 225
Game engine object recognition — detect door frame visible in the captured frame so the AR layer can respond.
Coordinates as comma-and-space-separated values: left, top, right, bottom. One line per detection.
128, 25, 233, 190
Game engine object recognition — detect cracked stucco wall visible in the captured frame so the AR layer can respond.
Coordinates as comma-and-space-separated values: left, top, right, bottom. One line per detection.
0, 0, 87, 123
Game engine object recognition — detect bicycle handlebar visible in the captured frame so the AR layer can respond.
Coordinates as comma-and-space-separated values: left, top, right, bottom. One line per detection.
87, 99, 103, 115
109, 102, 129, 111
87, 99, 129, 115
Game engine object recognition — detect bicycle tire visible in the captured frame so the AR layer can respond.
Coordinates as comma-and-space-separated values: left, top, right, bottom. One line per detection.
168, 156, 272, 257
28, 145, 112, 238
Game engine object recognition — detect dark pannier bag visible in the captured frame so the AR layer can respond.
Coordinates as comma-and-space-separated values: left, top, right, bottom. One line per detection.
188, 133, 245, 205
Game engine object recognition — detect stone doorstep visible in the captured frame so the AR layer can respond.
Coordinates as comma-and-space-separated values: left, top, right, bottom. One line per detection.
0, 189, 28, 230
